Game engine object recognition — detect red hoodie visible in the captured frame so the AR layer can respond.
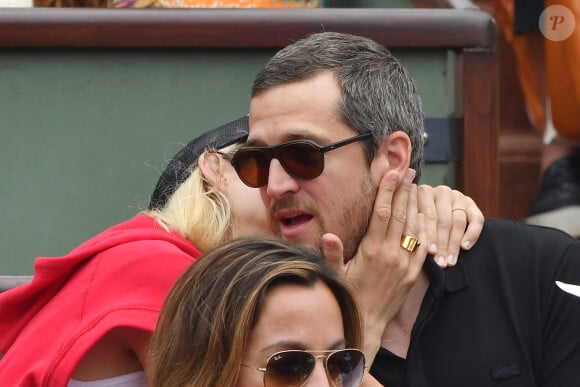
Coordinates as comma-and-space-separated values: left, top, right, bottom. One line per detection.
0, 214, 201, 386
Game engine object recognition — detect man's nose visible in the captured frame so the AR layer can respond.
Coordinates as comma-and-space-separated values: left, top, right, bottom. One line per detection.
265, 158, 300, 200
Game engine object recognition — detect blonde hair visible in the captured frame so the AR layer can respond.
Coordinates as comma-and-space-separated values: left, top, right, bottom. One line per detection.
150, 237, 362, 387
145, 143, 241, 252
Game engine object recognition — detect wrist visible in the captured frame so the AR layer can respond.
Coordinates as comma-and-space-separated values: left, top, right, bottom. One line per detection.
362, 320, 384, 366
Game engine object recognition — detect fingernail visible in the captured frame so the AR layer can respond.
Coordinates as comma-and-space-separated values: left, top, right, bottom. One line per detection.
462, 240, 471, 249
436, 256, 446, 266
429, 243, 438, 253
447, 254, 455, 265
407, 168, 416, 181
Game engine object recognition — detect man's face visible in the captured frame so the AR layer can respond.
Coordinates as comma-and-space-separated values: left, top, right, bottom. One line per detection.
247, 71, 377, 259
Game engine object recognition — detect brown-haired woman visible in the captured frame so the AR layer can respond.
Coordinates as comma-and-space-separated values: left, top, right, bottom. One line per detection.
150, 237, 384, 386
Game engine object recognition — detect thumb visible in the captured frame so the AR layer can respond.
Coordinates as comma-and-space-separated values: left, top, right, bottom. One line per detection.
321, 233, 345, 275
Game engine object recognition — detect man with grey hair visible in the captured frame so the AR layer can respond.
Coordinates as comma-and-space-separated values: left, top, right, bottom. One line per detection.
230, 31, 580, 386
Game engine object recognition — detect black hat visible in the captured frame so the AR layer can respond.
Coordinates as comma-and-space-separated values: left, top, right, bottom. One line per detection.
148, 115, 249, 210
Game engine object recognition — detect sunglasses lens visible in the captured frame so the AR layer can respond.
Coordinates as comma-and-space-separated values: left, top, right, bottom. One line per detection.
265, 351, 315, 387
327, 349, 366, 387
231, 149, 270, 188
279, 142, 324, 180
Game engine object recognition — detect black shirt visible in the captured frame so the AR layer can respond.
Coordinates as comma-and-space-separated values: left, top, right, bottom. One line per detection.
370, 218, 580, 387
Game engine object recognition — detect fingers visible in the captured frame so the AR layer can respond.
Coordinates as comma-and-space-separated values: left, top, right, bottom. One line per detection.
416, 184, 437, 256
445, 189, 487, 264
446, 208, 467, 264
403, 182, 419, 241
461, 195, 484, 249
384, 168, 416, 243
417, 184, 444, 263
363, 169, 401, 249
409, 213, 429, 277
417, 185, 483, 268
321, 233, 345, 274
404, 184, 428, 280
417, 184, 453, 268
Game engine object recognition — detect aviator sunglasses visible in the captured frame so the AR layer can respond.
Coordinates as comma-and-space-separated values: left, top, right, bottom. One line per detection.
229, 132, 372, 188
242, 348, 366, 387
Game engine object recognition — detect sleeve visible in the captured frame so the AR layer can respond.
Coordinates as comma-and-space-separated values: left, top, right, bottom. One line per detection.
540, 238, 580, 386
45, 238, 199, 385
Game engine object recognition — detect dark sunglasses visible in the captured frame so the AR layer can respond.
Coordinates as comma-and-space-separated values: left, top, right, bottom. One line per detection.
241, 348, 366, 387
229, 133, 372, 188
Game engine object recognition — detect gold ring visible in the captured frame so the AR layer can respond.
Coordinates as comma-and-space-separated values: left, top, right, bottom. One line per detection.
400, 235, 420, 253
452, 208, 467, 214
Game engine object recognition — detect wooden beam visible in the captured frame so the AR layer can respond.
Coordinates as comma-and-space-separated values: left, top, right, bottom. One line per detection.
0, 8, 495, 49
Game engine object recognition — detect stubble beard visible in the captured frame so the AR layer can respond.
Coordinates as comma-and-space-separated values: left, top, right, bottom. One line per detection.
338, 175, 375, 261
268, 174, 376, 262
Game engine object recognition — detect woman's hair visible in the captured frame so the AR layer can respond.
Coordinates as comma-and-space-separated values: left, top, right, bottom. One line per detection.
149, 237, 362, 387
145, 143, 241, 252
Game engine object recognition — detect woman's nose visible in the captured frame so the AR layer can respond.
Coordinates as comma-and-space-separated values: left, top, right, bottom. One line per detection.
304, 359, 333, 386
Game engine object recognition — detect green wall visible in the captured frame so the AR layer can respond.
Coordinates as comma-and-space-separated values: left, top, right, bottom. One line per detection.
0, 47, 453, 274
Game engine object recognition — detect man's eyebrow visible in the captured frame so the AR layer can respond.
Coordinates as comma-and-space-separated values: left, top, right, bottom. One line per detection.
245, 131, 326, 147
244, 137, 266, 147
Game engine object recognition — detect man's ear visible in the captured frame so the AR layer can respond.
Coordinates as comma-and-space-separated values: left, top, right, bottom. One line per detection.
198, 152, 226, 188
370, 131, 412, 178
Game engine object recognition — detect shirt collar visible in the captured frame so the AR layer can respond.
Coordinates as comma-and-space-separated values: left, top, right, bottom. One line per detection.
424, 254, 469, 295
